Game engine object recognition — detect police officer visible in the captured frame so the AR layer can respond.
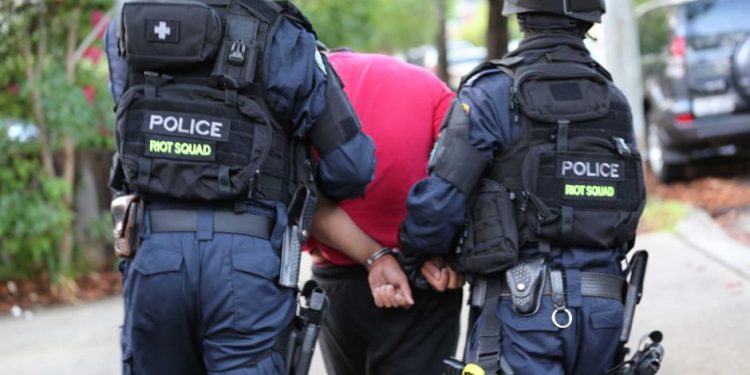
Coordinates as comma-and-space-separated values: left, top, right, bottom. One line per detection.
399, 1, 646, 374
105, 1, 375, 374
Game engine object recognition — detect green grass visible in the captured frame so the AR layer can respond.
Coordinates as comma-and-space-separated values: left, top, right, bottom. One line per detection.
639, 198, 690, 233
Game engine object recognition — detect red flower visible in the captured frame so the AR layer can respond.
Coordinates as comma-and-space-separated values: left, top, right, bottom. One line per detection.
7, 83, 19, 96
83, 85, 96, 105
83, 47, 102, 64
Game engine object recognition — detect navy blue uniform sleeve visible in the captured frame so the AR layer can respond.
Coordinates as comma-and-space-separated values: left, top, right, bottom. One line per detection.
265, 19, 375, 201
316, 132, 375, 200
264, 18, 326, 135
403, 71, 515, 254
105, 17, 127, 104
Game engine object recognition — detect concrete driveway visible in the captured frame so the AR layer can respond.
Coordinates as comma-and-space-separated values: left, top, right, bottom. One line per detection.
1, 208, 748, 374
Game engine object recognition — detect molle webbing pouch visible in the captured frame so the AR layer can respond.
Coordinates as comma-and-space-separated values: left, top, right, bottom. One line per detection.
452, 179, 519, 275
121, 1, 222, 71
514, 62, 610, 123
520, 136, 645, 248
505, 258, 546, 316
115, 78, 273, 201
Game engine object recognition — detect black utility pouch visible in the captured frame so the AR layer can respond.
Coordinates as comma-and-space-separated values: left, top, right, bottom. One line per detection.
505, 258, 546, 316
211, 15, 261, 89
122, 1, 222, 70
453, 179, 519, 275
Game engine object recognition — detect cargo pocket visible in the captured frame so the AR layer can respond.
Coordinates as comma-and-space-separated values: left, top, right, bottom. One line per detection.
132, 244, 183, 276
230, 240, 292, 333
130, 240, 184, 318
454, 179, 519, 274
589, 299, 623, 331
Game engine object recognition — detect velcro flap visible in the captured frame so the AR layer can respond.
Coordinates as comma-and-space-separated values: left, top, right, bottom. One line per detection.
122, 1, 222, 70
516, 63, 610, 123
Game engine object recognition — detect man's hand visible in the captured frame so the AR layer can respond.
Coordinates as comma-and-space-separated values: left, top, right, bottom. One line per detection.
368, 254, 414, 309
421, 257, 464, 292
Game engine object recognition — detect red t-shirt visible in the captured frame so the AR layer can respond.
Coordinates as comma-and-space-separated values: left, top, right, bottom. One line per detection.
307, 52, 455, 266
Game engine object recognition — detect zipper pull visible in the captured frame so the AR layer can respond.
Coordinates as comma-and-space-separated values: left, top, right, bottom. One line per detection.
612, 137, 632, 156
520, 190, 529, 212
247, 169, 261, 199
511, 87, 521, 123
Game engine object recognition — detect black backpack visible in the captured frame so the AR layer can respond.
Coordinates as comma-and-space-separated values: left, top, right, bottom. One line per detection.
452, 37, 646, 275
115, 0, 311, 203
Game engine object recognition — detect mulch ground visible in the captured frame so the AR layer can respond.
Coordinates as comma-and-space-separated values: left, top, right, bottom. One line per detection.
0, 269, 122, 314
645, 158, 750, 245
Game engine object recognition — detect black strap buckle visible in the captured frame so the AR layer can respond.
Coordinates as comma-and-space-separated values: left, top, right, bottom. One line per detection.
228, 40, 247, 66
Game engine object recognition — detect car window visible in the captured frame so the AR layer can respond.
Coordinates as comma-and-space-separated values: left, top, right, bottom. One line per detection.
686, 0, 750, 48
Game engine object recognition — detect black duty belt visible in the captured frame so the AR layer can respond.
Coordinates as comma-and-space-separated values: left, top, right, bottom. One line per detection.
149, 209, 274, 240
501, 271, 624, 302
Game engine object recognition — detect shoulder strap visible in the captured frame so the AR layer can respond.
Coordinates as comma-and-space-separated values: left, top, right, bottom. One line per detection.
459, 56, 524, 91
274, 1, 317, 37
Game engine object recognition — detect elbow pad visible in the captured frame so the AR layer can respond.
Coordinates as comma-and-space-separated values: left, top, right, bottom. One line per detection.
308, 56, 361, 157
428, 102, 486, 195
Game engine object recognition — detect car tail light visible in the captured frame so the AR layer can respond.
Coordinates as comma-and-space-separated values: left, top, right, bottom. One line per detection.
675, 112, 694, 126
667, 36, 687, 79
670, 36, 686, 58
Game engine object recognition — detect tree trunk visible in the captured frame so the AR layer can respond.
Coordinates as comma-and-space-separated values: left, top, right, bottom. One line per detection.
436, 0, 450, 84
55, 6, 83, 301
487, 0, 509, 60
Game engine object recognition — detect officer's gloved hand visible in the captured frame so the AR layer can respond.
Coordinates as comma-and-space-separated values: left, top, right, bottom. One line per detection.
397, 227, 432, 290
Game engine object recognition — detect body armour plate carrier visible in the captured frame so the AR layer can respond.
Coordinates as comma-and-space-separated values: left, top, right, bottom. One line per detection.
115, 0, 304, 203
453, 37, 646, 274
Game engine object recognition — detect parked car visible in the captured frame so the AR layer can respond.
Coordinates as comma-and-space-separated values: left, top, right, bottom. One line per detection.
638, 0, 750, 182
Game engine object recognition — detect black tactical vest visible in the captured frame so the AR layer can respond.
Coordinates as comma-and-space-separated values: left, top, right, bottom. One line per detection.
115, 0, 310, 204
493, 36, 645, 249
453, 36, 646, 274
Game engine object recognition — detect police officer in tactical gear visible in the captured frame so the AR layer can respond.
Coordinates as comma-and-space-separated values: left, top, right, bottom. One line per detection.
400, 1, 647, 374
105, 1, 375, 374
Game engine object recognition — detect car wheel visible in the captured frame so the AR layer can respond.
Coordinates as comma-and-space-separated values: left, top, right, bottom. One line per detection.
646, 114, 684, 183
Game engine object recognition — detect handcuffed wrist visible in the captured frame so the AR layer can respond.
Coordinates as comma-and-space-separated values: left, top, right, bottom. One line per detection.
366, 247, 396, 270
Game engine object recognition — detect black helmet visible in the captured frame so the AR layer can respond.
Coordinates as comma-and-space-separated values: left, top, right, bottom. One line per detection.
502, 0, 606, 23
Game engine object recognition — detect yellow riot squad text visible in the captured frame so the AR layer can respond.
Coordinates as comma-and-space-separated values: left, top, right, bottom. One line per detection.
149, 139, 213, 157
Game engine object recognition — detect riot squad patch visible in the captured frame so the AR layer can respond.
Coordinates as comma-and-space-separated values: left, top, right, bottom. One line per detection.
143, 111, 231, 142
145, 135, 216, 161
556, 158, 625, 181
563, 183, 617, 200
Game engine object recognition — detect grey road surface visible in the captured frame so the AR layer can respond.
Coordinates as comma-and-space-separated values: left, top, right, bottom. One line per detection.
1, 208, 748, 375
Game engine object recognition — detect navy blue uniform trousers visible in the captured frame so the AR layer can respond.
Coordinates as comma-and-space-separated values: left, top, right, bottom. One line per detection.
120, 210, 295, 374
466, 264, 624, 375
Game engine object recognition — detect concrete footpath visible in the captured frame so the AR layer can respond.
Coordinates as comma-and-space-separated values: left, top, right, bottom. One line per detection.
0, 208, 748, 374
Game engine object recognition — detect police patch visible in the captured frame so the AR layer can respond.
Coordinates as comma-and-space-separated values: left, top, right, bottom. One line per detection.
556, 157, 625, 181
143, 111, 231, 142
145, 135, 216, 162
